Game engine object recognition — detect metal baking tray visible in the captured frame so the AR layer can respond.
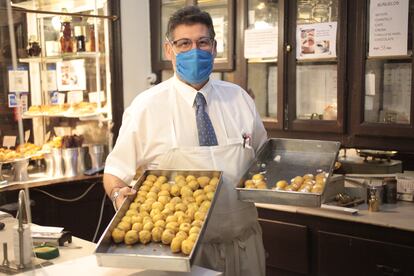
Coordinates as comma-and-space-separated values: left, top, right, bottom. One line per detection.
236, 138, 340, 207
95, 169, 223, 272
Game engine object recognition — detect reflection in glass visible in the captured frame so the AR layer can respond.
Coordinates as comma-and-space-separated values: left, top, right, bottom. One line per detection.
296, 64, 337, 120
161, 0, 186, 60
364, 61, 411, 124
248, 64, 277, 119
248, 0, 278, 29
297, 0, 337, 24
198, 0, 228, 60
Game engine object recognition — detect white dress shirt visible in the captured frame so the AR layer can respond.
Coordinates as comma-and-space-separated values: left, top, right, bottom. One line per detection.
104, 75, 267, 184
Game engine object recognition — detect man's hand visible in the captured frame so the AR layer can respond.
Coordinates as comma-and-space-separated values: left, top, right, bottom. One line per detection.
113, 186, 136, 210
104, 173, 136, 210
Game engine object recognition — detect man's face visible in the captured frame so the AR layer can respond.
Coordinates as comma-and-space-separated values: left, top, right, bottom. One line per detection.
164, 23, 216, 72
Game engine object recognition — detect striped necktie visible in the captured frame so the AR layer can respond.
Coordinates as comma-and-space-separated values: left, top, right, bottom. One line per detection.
194, 92, 218, 146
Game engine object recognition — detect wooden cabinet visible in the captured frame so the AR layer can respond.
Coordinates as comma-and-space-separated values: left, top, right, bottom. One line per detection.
149, 0, 414, 152
318, 231, 414, 276
259, 218, 309, 274
257, 207, 414, 276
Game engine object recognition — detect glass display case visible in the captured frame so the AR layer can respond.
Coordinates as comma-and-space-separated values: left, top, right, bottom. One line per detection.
351, 0, 414, 139
288, 0, 345, 133
0, 0, 121, 182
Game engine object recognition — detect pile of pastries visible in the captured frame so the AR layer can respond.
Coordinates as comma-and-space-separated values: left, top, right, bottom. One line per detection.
244, 171, 327, 194
0, 143, 42, 162
111, 173, 219, 255
26, 104, 69, 115
25, 102, 98, 116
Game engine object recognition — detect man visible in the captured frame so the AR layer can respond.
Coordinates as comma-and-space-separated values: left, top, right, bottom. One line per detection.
103, 6, 267, 276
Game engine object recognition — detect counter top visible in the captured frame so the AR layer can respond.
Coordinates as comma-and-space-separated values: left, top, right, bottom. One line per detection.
0, 173, 102, 192
256, 201, 414, 232
0, 216, 221, 275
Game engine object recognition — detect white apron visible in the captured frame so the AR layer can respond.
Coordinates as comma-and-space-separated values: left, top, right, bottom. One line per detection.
151, 86, 266, 276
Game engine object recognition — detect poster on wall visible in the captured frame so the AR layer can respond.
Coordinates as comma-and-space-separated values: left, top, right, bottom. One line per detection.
369, 0, 409, 57
56, 59, 86, 91
244, 27, 278, 59
296, 22, 337, 59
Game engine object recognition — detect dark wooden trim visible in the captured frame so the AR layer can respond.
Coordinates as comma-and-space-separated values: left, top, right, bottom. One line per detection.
109, 0, 124, 142
276, 0, 288, 131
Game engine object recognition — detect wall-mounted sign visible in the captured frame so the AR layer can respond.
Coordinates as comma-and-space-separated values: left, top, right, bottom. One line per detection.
296, 22, 337, 60
8, 66, 29, 92
244, 26, 278, 59
369, 0, 409, 57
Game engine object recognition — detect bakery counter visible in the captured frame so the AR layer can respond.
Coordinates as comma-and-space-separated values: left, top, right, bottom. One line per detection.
0, 216, 222, 276
255, 201, 414, 233
0, 173, 102, 192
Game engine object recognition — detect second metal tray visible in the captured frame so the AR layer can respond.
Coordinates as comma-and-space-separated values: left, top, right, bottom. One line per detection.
236, 138, 340, 207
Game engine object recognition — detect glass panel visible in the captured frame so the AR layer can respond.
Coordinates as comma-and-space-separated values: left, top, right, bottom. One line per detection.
161, 0, 186, 61
198, 0, 228, 60
364, 0, 413, 125
246, 0, 278, 120
0, 9, 28, 138
364, 61, 411, 124
296, 64, 337, 120
296, 0, 339, 121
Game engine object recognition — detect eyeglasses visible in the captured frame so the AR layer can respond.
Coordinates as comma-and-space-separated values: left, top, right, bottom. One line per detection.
167, 37, 214, 53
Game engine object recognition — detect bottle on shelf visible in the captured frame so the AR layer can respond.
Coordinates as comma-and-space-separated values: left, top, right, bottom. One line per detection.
87, 24, 96, 52
74, 26, 86, 52
59, 10, 74, 53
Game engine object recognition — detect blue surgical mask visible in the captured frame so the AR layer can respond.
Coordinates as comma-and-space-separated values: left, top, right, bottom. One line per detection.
175, 48, 213, 84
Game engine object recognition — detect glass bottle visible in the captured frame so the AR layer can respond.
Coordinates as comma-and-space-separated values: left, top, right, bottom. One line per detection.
74, 26, 86, 52
59, 12, 74, 53
88, 24, 96, 52
298, 0, 314, 23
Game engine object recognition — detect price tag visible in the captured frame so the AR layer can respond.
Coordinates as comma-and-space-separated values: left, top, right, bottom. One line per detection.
25, 130, 31, 143
45, 131, 51, 142
67, 90, 84, 104
88, 91, 106, 103
3, 136, 16, 148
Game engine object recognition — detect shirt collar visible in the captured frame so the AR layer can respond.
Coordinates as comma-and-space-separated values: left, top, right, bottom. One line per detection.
173, 74, 213, 107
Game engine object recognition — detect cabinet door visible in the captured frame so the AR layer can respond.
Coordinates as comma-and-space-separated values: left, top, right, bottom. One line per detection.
246, 0, 284, 130
287, 0, 347, 134
350, 0, 414, 139
259, 218, 309, 274
318, 230, 414, 276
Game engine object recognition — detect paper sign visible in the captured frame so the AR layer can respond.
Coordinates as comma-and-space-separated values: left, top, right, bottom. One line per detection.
67, 90, 84, 104
365, 96, 374, 111
244, 27, 278, 59
369, 0, 409, 57
212, 16, 225, 54
296, 22, 337, 59
25, 130, 30, 143
365, 73, 376, 96
88, 91, 106, 103
8, 94, 17, 107
8, 69, 29, 92
56, 59, 86, 91
20, 93, 28, 113
58, 93, 66, 105
3, 136, 16, 148
47, 70, 58, 91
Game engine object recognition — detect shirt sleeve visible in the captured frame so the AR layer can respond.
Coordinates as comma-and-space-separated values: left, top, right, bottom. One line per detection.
104, 106, 141, 185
